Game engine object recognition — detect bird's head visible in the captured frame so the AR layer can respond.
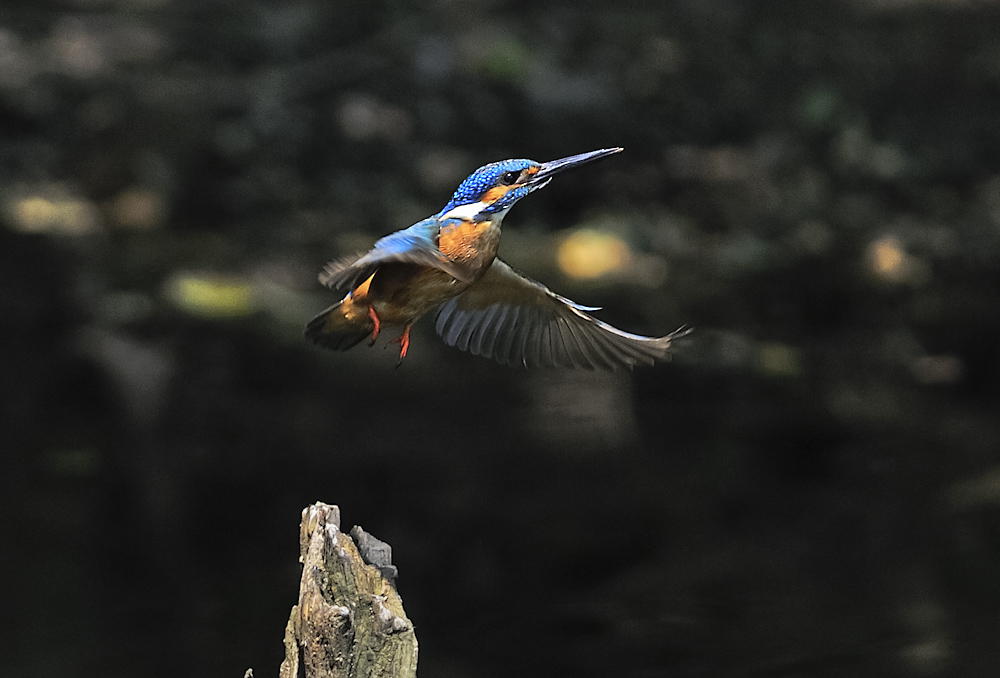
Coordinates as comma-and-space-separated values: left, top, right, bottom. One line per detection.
437, 147, 623, 222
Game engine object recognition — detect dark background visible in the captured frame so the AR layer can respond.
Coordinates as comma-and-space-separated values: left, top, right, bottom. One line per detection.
3, 1, 1000, 676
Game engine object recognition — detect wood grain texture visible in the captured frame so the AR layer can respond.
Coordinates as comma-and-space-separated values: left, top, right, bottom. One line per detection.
279, 503, 417, 678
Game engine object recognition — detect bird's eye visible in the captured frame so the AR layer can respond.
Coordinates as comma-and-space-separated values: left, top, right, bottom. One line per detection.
500, 170, 520, 185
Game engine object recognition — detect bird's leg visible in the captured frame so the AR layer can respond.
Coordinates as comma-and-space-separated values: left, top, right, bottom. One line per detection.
392, 323, 412, 367
367, 306, 381, 346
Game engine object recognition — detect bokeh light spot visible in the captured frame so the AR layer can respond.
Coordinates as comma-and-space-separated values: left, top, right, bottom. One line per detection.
10, 192, 99, 235
112, 188, 166, 229
871, 236, 904, 276
867, 235, 930, 285
557, 229, 631, 280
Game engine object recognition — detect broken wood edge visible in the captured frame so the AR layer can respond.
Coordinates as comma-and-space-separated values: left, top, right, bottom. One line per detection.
277, 502, 417, 678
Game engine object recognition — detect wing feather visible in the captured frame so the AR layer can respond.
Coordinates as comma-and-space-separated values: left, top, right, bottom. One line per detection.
557, 316, 595, 369
318, 218, 474, 290
518, 307, 538, 366
493, 305, 521, 365
443, 309, 470, 347
435, 258, 687, 370
478, 304, 509, 358
468, 304, 500, 356
538, 321, 554, 368
549, 318, 574, 368
434, 298, 457, 332
454, 308, 479, 352
572, 318, 618, 370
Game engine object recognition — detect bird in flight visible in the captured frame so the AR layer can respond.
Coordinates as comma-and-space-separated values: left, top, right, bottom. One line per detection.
305, 147, 687, 368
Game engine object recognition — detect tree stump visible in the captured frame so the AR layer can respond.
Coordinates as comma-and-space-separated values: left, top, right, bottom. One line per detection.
278, 503, 417, 678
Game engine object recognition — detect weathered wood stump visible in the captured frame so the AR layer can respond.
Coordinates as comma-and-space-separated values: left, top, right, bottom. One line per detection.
278, 503, 417, 678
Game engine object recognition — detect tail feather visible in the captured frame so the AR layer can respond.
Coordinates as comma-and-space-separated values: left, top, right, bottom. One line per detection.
304, 300, 373, 351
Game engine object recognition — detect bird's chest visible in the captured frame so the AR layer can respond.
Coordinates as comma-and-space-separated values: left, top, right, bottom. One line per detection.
365, 219, 500, 323
368, 264, 469, 322
438, 218, 500, 269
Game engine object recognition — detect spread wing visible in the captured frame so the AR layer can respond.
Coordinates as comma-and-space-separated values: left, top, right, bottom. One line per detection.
435, 258, 689, 369
319, 218, 475, 290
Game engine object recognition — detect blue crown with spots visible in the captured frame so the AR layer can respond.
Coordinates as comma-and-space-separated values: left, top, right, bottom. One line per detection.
438, 158, 540, 216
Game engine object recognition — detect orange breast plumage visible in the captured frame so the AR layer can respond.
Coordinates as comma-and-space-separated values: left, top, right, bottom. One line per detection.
438, 219, 499, 266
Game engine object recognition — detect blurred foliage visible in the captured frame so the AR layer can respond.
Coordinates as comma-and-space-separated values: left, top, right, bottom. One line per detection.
2, 1, 1000, 677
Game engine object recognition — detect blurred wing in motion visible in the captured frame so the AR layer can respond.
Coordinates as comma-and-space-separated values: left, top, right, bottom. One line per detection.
435, 258, 688, 369
319, 218, 474, 290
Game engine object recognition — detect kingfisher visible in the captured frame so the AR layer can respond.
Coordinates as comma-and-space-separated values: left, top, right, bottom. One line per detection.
305, 147, 687, 369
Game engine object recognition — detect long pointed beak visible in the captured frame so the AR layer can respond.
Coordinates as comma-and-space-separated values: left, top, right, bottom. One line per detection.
526, 147, 623, 188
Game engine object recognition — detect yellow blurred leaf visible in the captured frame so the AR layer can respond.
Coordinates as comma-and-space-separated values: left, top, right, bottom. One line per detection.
165, 273, 255, 318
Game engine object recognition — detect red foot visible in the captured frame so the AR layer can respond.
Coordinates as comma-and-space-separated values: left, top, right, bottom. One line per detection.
392, 324, 412, 367
367, 306, 381, 346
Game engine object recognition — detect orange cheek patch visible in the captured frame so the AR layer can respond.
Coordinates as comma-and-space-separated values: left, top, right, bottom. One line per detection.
482, 185, 512, 204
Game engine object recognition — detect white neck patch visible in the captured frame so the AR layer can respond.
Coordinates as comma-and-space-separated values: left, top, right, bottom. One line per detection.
440, 201, 489, 221
440, 202, 514, 223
